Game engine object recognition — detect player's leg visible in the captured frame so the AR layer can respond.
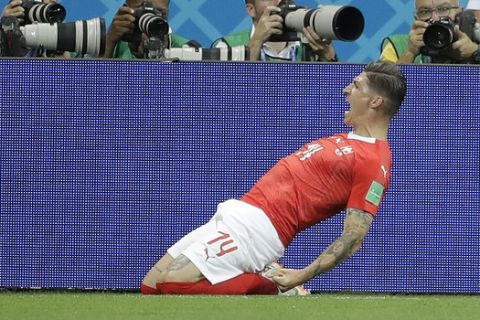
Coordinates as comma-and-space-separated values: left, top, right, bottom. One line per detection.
156, 200, 285, 295
155, 234, 278, 294
140, 253, 174, 293
158, 272, 279, 295
140, 218, 217, 294
141, 253, 205, 294
157, 254, 205, 283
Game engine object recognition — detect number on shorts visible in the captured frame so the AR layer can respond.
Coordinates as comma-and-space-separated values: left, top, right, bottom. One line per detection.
207, 231, 238, 257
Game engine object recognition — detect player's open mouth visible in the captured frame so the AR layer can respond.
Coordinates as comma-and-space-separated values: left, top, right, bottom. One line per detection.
345, 101, 351, 113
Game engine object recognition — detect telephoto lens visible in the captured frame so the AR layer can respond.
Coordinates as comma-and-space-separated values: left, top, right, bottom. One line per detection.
21, 0, 66, 24
21, 17, 106, 56
269, 0, 364, 42
164, 46, 249, 61
137, 11, 168, 37
132, 2, 169, 38
284, 5, 365, 41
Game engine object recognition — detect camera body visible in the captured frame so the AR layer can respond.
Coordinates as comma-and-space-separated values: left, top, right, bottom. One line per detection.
123, 1, 169, 44
269, 0, 301, 42
422, 10, 480, 57
20, 0, 66, 25
269, 0, 364, 43
422, 16, 457, 55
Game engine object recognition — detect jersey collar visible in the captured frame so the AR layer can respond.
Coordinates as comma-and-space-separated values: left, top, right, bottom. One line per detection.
347, 131, 377, 144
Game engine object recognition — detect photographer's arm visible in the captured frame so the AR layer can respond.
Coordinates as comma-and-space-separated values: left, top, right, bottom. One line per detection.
398, 20, 429, 63
302, 26, 336, 62
104, 6, 136, 58
449, 26, 479, 62
247, 6, 283, 61
270, 208, 373, 291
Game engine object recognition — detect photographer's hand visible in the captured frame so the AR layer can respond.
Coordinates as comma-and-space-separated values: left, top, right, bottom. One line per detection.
446, 25, 479, 62
248, 6, 283, 61
2, 0, 25, 25
104, 6, 136, 58
302, 26, 336, 62
399, 20, 428, 63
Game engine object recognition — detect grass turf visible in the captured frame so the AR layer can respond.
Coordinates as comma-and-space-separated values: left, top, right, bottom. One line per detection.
1, 292, 479, 320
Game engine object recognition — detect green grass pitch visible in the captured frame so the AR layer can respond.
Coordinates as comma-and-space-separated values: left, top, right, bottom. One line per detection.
1, 291, 479, 320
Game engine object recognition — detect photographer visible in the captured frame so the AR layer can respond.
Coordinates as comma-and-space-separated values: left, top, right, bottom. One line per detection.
211, 0, 337, 62
1, 0, 70, 57
104, 0, 194, 59
380, 0, 480, 64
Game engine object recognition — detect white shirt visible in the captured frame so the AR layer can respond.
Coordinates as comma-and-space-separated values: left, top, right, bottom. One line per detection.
214, 25, 301, 62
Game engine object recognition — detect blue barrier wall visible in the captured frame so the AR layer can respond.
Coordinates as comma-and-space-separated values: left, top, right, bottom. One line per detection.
0, 0, 471, 62
0, 59, 479, 293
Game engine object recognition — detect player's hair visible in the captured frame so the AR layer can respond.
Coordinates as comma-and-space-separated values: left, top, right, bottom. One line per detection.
363, 61, 407, 118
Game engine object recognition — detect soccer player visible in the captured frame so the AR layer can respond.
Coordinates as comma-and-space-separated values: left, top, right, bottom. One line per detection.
140, 61, 407, 295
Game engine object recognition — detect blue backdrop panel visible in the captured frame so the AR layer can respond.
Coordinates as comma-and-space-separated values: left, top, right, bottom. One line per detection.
0, 60, 479, 293
0, 0, 471, 62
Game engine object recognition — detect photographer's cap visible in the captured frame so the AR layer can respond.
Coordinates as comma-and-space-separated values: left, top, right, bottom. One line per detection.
466, 0, 480, 10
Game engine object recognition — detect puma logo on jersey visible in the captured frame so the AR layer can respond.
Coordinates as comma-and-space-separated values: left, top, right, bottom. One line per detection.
204, 248, 215, 262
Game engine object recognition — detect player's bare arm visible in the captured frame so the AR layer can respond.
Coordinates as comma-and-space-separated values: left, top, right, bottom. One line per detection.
307, 208, 374, 273
270, 209, 373, 291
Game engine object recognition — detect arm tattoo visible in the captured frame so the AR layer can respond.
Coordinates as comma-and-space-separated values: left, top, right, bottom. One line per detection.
305, 209, 373, 278
166, 255, 191, 271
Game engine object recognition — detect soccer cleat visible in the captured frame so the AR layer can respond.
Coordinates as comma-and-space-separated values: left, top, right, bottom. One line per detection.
259, 262, 311, 296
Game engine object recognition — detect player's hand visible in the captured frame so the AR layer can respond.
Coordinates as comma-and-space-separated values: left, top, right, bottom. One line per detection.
302, 26, 336, 61
2, 0, 25, 24
268, 267, 307, 292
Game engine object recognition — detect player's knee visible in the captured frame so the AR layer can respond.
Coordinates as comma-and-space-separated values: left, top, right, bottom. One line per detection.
139, 269, 172, 294
141, 270, 160, 289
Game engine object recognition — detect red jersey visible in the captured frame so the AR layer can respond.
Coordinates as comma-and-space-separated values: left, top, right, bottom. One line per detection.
241, 132, 392, 247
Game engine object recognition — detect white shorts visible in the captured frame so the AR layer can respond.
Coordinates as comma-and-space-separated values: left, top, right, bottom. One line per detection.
167, 199, 285, 285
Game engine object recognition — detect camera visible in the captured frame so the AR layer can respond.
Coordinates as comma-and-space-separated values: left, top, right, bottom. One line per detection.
142, 35, 249, 61
269, 0, 364, 42
0, 15, 106, 57
163, 46, 250, 61
19, 0, 66, 25
123, 1, 169, 43
422, 16, 457, 53
422, 10, 480, 56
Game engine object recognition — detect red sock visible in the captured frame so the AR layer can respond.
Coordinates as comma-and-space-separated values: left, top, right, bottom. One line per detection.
157, 273, 278, 295
140, 283, 160, 295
